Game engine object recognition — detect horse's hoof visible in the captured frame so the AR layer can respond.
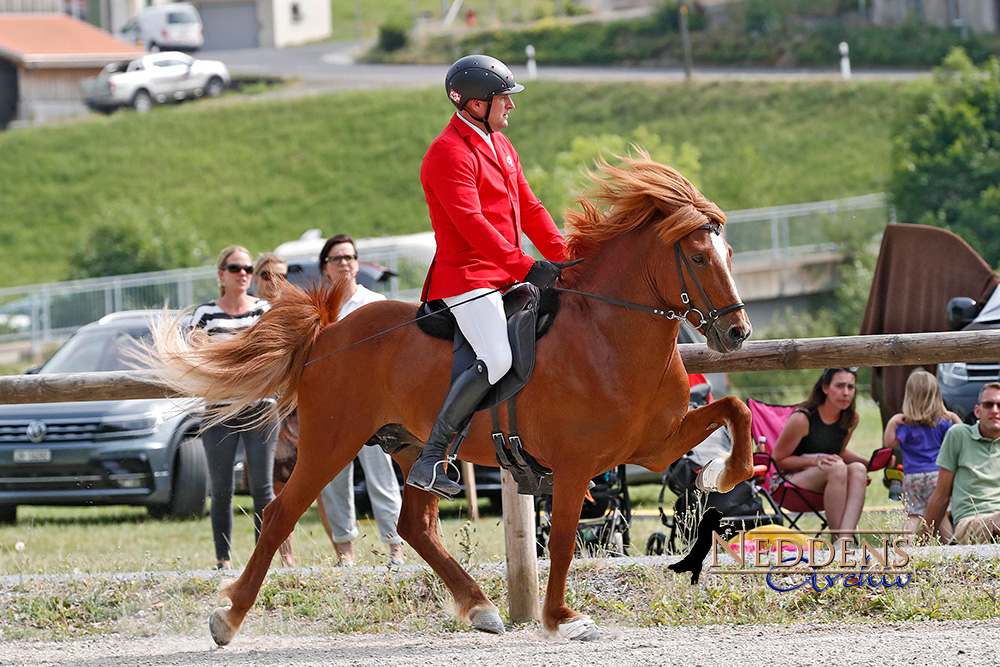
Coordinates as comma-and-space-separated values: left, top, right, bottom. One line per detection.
470, 606, 506, 634
695, 456, 727, 492
558, 616, 602, 641
209, 607, 236, 647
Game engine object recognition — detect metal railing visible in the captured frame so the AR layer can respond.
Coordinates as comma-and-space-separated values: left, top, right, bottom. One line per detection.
0, 193, 891, 351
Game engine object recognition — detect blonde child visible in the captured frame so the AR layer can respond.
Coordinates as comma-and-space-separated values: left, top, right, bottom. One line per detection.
883, 369, 961, 539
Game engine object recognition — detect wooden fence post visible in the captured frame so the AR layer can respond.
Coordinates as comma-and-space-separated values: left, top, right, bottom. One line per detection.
501, 469, 540, 624
461, 460, 480, 522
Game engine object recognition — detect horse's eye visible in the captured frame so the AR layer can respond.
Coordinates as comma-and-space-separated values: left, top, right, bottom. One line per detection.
691, 254, 706, 265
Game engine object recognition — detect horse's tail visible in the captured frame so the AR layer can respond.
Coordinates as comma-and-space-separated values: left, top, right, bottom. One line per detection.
143, 281, 349, 426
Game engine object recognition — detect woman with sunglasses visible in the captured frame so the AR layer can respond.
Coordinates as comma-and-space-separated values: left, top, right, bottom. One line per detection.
192, 245, 278, 570
250, 252, 297, 568
315, 234, 405, 567
772, 367, 869, 540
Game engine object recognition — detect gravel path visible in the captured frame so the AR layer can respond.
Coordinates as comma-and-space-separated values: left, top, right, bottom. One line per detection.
0, 619, 991, 666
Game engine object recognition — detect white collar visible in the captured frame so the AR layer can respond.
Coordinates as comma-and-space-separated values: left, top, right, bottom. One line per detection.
456, 112, 496, 157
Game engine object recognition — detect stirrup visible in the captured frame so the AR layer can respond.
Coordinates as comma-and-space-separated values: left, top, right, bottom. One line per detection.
409, 456, 461, 500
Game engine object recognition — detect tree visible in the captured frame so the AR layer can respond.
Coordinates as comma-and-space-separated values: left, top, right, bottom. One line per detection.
890, 48, 1000, 269
68, 204, 208, 280
527, 126, 702, 223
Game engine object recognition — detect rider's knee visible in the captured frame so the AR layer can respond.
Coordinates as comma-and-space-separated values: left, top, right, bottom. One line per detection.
484, 348, 512, 384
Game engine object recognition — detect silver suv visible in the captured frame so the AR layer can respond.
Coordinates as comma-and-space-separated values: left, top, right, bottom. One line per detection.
0, 311, 206, 523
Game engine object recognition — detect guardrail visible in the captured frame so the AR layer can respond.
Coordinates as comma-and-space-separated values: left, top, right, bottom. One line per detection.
0, 193, 891, 352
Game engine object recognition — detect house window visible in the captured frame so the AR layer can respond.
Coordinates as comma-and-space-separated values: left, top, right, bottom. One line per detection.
291, 3, 302, 22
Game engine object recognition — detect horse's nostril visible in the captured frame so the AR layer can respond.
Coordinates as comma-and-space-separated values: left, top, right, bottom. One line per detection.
729, 325, 747, 342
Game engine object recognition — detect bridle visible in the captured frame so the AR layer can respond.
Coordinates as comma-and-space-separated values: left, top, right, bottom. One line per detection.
304, 224, 745, 368
555, 222, 746, 336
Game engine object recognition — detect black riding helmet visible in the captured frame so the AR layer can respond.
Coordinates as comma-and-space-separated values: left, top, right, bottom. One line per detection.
445, 54, 524, 134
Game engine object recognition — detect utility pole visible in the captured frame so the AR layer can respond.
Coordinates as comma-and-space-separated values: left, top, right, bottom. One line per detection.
679, 4, 693, 82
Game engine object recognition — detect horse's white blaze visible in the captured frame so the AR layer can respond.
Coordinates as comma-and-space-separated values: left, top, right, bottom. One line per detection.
710, 232, 740, 299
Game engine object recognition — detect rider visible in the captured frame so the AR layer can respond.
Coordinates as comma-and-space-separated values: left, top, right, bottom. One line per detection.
406, 54, 569, 499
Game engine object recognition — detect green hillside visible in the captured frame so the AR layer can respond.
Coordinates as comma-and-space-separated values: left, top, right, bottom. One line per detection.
0, 80, 908, 288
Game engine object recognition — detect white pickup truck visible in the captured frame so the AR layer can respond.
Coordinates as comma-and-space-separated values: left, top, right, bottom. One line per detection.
81, 51, 229, 114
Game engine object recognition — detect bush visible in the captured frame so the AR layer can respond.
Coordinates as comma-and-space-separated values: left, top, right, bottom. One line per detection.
377, 21, 409, 52
890, 48, 1000, 268
68, 204, 207, 280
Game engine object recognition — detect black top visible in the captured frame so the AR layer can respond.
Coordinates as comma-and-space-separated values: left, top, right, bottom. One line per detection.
792, 408, 848, 457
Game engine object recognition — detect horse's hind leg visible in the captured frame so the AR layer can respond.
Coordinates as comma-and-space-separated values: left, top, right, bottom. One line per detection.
209, 439, 362, 646
542, 472, 602, 641
392, 447, 504, 634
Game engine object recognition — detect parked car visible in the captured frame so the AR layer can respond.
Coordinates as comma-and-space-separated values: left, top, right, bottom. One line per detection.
938, 293, 1000, 423
118, 2, 204, 52
81, 51, 229, 114
0, 311, 207, 524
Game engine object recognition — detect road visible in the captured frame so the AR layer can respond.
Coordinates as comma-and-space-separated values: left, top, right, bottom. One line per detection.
201, 40, 928, 99
2, 620, 992, 666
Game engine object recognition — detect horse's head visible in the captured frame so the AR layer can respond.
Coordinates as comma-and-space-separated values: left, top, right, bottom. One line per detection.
564, 151, 752, 353
670, 220, 752, 353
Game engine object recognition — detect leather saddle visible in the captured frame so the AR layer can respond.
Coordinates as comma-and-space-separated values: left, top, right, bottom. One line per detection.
416, 283, 558, 411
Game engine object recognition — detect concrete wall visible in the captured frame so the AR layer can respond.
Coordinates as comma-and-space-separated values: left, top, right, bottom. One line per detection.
874, 0, 1000, 32
269, 0, 328, 47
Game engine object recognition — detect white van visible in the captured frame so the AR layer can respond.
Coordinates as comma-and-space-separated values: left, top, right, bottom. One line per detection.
119, 3, 204, 53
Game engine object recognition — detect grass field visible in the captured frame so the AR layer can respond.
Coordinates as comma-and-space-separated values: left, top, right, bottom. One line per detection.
330, 0, 561, 40
0, 80, 908, 288
0, 398, 903, 576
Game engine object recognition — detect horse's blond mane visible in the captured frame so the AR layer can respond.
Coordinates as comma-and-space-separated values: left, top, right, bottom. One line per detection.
564, 150, 726, 260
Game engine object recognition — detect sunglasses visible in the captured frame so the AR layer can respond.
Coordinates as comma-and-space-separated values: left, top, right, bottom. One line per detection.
325, 254, 358, 264
980, 400, 1000, 411
257, 271, 287, 281
223, 264, 253, 274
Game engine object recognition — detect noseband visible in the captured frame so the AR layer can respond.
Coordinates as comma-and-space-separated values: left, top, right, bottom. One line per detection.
555, 222, 745, 336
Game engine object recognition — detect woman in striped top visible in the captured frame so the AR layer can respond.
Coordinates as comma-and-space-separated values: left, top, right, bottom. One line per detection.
193, 245, 279, 570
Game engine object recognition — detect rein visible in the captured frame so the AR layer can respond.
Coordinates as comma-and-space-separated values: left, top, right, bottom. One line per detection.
302, 225, 744, 366
302, 285, 511, 368
557, 223, 745, 335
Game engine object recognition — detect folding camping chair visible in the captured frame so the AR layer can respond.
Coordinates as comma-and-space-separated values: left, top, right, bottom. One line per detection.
747, 398, 894, 535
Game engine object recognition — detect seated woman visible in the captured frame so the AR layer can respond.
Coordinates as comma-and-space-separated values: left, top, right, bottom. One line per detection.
883, 368, 960, 541
772, 367, 868, 539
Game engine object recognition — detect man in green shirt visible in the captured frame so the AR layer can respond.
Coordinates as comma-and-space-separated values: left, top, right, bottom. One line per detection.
925, 381, 1000, 544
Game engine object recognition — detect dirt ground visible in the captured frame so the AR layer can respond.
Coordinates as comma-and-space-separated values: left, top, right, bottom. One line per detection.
0, 619, 993, 667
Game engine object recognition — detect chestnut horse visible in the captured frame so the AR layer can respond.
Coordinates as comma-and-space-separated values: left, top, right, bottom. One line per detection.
147, 154, 753, 644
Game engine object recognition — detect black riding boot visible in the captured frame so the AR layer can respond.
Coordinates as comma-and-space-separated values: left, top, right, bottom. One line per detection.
406, 361, 493, 499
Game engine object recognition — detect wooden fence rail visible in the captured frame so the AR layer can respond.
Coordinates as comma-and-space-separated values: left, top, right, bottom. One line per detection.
2, 329, 1000, 405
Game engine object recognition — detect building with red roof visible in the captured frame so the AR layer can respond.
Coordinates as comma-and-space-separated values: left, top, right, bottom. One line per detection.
0, 13, 140, 127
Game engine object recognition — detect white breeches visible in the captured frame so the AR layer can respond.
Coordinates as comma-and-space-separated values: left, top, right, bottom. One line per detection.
443, 288, 512, 385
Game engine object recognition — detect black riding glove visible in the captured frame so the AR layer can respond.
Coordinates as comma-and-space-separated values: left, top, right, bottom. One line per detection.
523, 260, 562, 290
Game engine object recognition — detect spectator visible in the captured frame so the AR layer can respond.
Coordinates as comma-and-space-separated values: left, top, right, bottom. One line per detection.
316, 234, 405, 567
772, 367, 868, 540
252, 252, 296, 567
193, 245, 278, 570
883, 369, 960, 539
924, 381, 1000, 544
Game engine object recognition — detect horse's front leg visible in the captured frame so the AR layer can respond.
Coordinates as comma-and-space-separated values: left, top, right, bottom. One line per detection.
543, 472, 602, 641
647, 395, 753, 493
391, 447, 504, 634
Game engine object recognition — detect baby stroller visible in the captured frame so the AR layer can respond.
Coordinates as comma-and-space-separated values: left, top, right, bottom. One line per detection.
536, 464, 632, 557
646, 382, 785, 556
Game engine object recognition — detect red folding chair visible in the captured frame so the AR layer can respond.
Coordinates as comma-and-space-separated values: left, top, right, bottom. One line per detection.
747, 398, 893, 536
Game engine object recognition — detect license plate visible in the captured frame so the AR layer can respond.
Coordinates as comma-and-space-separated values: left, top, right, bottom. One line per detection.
13, 448, 51, 463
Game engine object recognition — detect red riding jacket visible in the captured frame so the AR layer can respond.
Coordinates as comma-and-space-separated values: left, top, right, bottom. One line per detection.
420, 115, 567, 301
